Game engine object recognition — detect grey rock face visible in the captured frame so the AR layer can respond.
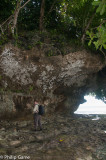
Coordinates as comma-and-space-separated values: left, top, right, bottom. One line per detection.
0, 44, 105, 115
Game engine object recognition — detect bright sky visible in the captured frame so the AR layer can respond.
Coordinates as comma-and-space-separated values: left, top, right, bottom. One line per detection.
74, 95, 106, 114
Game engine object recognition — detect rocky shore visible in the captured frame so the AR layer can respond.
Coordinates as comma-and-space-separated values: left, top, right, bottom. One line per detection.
0, 115, 106, 160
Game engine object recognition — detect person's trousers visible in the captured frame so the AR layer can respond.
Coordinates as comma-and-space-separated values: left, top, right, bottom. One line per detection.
34, 113, 42, 130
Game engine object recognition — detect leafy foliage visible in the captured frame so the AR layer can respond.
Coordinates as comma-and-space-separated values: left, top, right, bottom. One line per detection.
86, 24, 106, 50
0, 0, 16, 23
86, 0, 106, 54
0, 0, 106, 54
92, 0, 106, 15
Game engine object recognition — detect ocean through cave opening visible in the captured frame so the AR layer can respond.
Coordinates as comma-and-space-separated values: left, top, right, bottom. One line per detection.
74, 93, 106, 117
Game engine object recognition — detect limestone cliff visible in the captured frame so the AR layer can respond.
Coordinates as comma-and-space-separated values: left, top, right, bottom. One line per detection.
0, 44, 105, 116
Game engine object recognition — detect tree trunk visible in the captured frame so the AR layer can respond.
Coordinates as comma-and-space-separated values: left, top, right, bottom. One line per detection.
12, 9, 20, 34
0, 25, 4, 33
12, 0, 23, 35
0, 0, 31, 35
39, 0, 45, 31
12, 0, 31, 35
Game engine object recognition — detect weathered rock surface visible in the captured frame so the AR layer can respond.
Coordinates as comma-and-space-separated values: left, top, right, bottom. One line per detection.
0, 44, 105, 115
0, 115, 106, 160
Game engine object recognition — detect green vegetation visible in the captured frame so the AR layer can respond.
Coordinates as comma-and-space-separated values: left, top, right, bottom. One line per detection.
86, 0, 106, 55
0, 0, 106, 55
29, 85, 34, 92
0, 34, 8, 45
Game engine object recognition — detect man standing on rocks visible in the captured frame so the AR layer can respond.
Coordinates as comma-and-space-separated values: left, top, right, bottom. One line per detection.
33, 101, 42, 131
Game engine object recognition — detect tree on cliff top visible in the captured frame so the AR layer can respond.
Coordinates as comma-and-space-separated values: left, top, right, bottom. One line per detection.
0, 0, 106, 54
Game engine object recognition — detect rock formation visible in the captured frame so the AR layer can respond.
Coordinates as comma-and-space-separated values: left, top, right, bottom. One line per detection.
0, 44, 105, 116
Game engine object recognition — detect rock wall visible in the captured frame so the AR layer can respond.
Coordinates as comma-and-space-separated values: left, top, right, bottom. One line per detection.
0, 44, 105, 116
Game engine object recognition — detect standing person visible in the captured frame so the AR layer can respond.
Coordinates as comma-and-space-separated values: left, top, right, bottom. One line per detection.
33, 101, 42, 131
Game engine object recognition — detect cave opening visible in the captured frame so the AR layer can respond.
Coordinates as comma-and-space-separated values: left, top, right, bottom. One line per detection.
74, 93, 106, 118
74, 66, 106, 118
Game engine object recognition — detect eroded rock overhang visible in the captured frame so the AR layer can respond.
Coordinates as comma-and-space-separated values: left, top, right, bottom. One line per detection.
0, 44, 106, 115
